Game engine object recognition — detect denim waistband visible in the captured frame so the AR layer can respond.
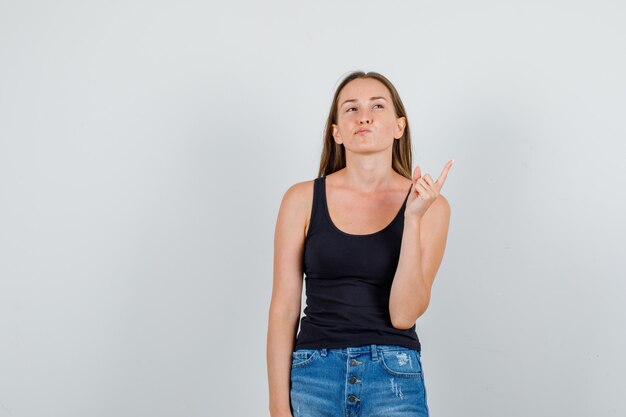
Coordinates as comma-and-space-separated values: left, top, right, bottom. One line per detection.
328, 344, 411, 353
314, 344, 415, 359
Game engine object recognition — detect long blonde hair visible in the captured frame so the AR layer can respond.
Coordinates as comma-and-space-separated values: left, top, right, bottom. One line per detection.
317, 71, 413, 179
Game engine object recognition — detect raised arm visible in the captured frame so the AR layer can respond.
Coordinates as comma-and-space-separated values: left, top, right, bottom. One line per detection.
390, 161, 453, 329
389, 194, 451, 328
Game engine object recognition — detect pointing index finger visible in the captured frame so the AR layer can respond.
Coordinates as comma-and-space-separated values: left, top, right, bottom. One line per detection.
435, 159, 454, 189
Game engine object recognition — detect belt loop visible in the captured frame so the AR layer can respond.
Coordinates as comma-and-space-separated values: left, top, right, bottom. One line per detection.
370, 344, 378, 361
320, 348, 327, 356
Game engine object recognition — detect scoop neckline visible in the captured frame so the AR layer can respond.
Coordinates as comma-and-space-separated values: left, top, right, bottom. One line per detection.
322, 175, 412, 238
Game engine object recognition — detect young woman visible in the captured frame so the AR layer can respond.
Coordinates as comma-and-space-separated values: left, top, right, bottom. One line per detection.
267, 71, 453, 417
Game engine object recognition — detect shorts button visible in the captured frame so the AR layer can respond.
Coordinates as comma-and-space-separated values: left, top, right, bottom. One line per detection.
349, 359, 359, 365
348, 395, 358, 402
349, 376, 358, 384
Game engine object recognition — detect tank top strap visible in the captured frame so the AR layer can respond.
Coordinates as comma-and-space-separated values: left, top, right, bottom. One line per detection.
305, 176, 325, 240
403, 182, 412, 205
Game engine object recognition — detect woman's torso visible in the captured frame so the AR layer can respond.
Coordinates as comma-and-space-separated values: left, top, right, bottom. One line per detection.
294, 172, 421, 351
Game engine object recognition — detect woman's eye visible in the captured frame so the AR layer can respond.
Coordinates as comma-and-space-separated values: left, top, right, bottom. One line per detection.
346, 104, 383, 113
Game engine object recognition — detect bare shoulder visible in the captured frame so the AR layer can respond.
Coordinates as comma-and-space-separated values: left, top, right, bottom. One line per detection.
276, 179, 315, 238
278, 179, 314, 219
283, 179, 314, 203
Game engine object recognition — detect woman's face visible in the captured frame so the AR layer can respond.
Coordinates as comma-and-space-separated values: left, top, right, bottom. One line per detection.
332, 78, 406, 156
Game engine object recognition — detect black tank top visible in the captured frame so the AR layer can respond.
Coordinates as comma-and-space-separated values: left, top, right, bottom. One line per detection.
294, 175, 421, 351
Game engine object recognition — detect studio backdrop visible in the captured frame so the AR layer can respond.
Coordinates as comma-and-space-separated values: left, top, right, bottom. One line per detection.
1, 1, 625, 416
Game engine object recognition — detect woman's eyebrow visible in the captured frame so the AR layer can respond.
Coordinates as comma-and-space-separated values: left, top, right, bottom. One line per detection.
340, 96, 388, 107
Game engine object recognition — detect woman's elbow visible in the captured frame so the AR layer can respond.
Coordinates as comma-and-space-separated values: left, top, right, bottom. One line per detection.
390, 312, 419, 330
390, 304, 429, 329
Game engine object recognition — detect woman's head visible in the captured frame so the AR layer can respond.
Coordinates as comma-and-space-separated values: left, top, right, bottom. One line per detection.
318, 71, 413, 178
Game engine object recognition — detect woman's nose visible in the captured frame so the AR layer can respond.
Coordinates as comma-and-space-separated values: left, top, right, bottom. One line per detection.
358, 110, 372, 124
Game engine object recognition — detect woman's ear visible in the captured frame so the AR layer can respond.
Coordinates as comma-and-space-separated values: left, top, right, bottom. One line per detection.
332, 124, 343, 144
394, 116, 406, 139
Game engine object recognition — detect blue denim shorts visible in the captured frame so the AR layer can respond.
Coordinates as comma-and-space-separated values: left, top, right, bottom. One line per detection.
290, 344, 429, 417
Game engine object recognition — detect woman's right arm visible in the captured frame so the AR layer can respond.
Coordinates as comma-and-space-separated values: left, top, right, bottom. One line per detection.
266, 181, 311, 417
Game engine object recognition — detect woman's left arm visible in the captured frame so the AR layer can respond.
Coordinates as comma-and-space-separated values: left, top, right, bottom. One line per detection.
389, 194, 451, 329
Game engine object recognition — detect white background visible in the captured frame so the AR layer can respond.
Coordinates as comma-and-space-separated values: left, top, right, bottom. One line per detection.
1, 1, 625, 416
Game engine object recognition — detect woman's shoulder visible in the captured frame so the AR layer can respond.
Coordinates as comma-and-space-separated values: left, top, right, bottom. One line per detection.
278, 179, 317, 219
276, 179, 317, 242
281, 178, 316, 205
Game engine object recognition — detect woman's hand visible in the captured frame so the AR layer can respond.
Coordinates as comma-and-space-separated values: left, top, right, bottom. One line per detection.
405, 159, 454, 220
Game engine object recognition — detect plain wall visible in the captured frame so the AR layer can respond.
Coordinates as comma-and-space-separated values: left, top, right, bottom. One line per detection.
1, 0, 625, 416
